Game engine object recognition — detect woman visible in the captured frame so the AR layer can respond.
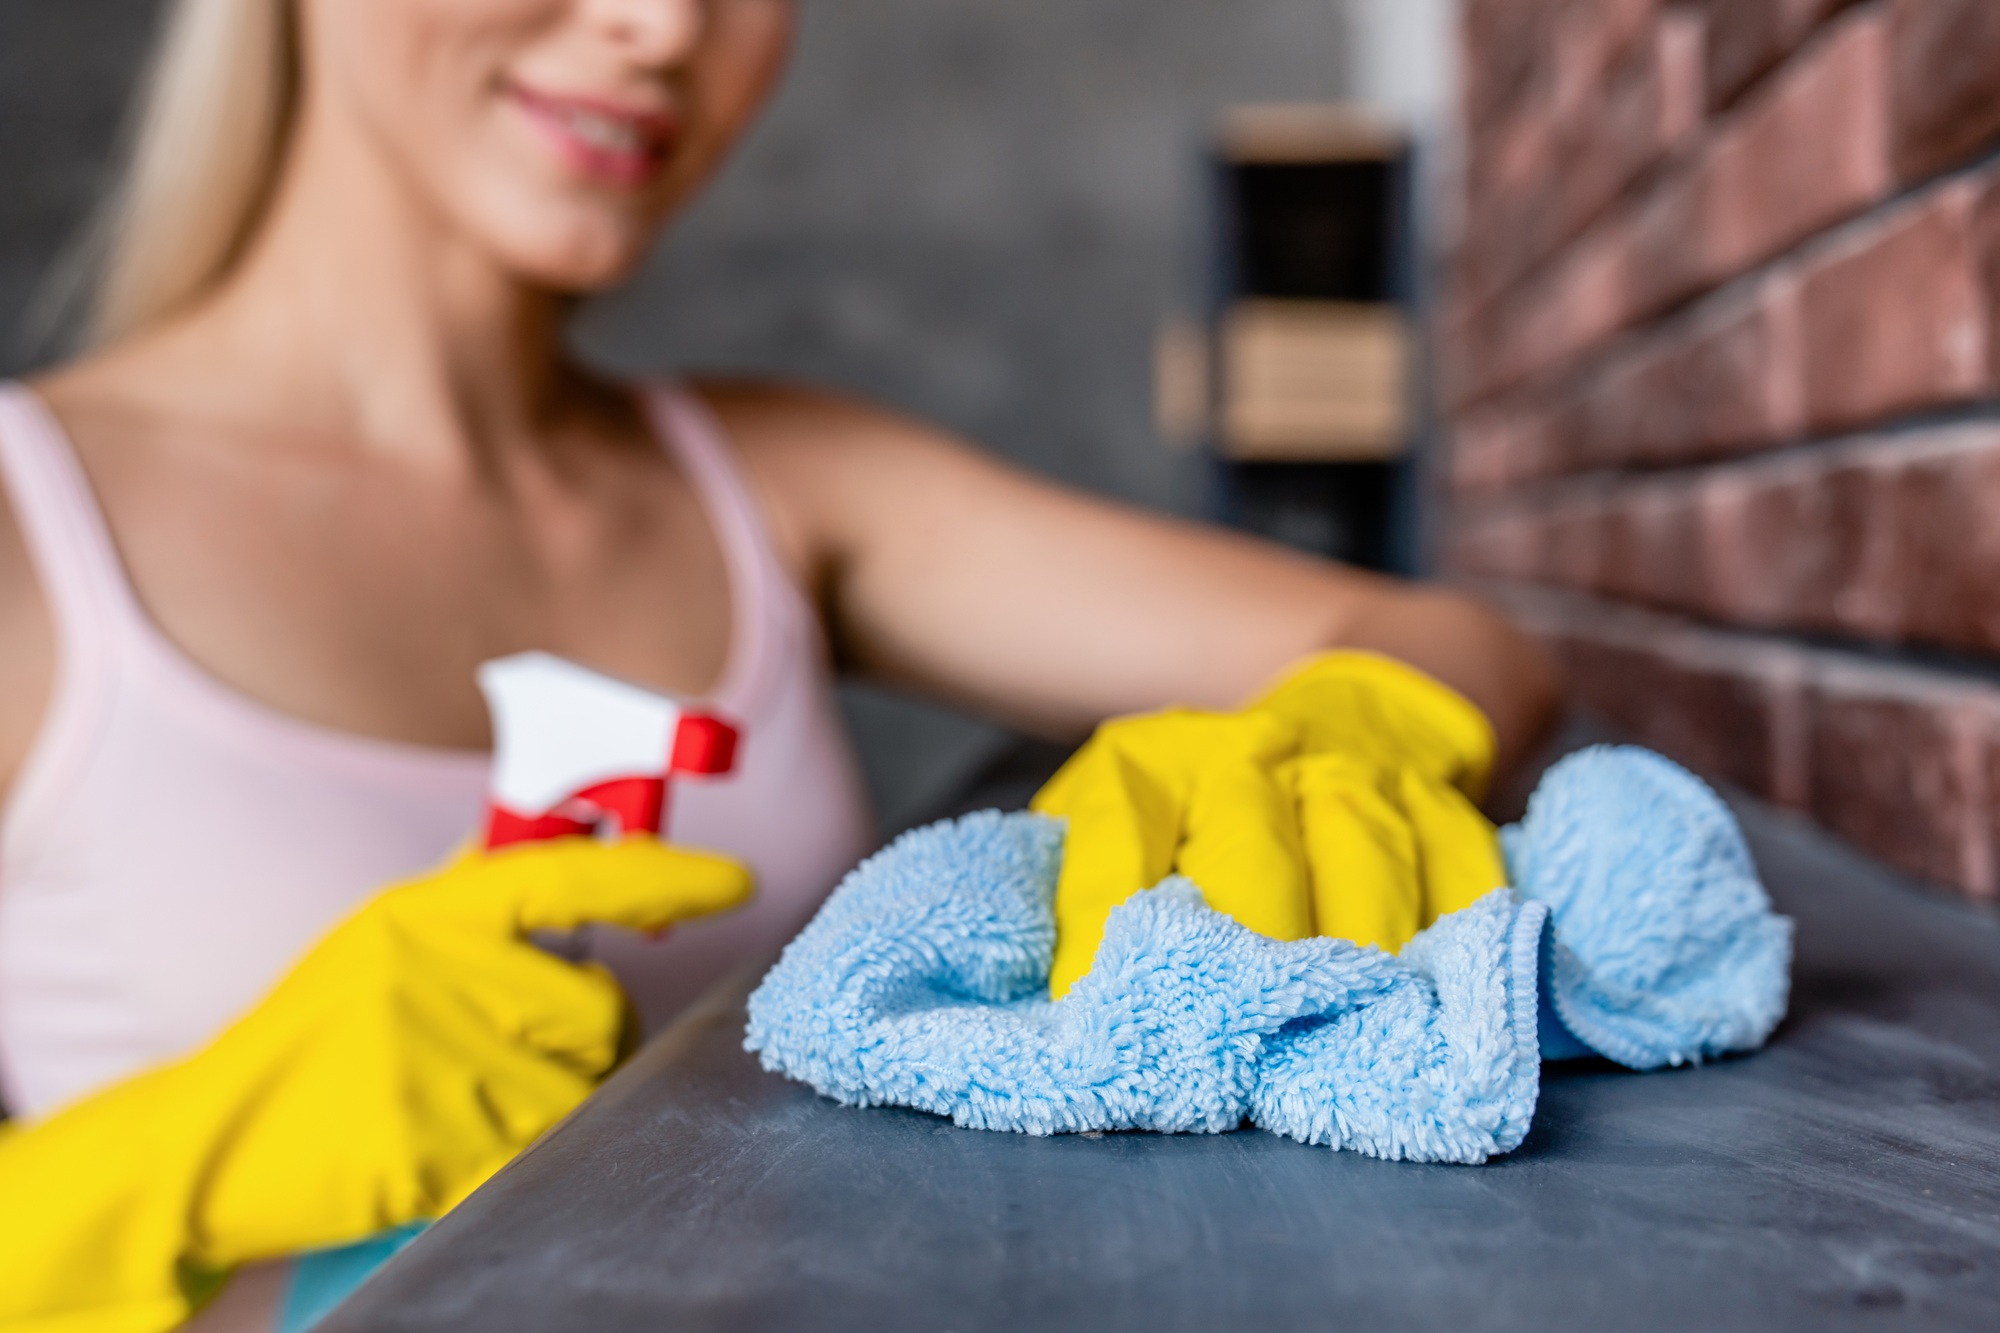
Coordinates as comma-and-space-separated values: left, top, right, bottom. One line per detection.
0, 0, 1556, 1326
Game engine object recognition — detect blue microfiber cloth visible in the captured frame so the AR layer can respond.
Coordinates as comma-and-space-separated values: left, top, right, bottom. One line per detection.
747, 746, 1793, 1162
1246, 891, 1545, 1161
1503, 746, 1794, 1070
747, 811, 1547, 1163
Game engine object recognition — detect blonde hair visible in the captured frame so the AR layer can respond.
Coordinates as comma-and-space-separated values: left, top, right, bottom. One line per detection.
86, 0, 301, 345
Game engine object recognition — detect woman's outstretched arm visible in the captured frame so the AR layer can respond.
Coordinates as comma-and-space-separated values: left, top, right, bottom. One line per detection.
712, 383, 1560, 781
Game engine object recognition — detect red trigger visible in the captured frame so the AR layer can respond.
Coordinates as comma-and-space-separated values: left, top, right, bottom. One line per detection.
484, 715, 740, 850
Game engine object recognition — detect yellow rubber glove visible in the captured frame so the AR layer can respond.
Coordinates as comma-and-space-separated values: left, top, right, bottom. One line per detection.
0, 836, 751, 1333
1032, 652, 1508, 997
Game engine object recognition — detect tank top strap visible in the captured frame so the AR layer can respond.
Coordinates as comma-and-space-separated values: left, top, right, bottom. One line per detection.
643, 383, 806, 717
0, 383, 140, 669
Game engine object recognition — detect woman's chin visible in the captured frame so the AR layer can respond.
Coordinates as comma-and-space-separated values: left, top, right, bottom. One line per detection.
518, 251, 647, 296
482, 221, 656, 296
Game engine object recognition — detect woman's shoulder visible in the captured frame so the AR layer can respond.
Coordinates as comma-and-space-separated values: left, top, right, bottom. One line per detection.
23, 331, 205, 471
686, 375, 964, 465
0, 346, 194, 800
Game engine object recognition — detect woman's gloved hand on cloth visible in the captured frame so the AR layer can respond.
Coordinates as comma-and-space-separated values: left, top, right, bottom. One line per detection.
1032, 651, 1511, 996
0, 837, 751, 1333
749, 745, 1793, 1160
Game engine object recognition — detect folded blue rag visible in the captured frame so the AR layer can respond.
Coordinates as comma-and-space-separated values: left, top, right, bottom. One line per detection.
1505, 747, 1794, 1070
747, 746, 1792, 1164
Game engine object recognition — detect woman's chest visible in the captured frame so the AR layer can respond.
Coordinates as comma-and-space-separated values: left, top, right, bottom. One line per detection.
88, 434, 740, 747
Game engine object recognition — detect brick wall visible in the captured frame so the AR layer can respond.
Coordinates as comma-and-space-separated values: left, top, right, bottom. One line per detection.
1445, 0, 2000, 902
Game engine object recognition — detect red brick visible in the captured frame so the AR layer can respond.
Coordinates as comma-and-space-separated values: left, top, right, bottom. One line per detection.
1657, 7, 1711, 144
1816, 447, 1897, 636
1549, 0, 1669, 103
1569, 635, 1802, 800
1446, 499, 1550, 585
1704, 0, 1860, 109
1694, 428, 2000, 653
1695, 451, 1842, 630
1452, 471, 1781, 624
1597, 479, 1704, 606
1448, 409, 1515, 496
1462, 0, 1576, 126
1449, 396, 1569, 495
1631, 8, 1894, 316
1461, 7, 1704, 314
1972, 171, 2000, 388
1810, 661, 1999, 897
1544, 490, 1617, 591
1456, 425, 2000, 658
1451, 1, 2000, 909
1574, 273, 1805, 467
1889, 0, 2000, 183
1464, 102, 1557, 253
1861, 428, 2000, 651
1481, 0, 1662, 130
1455, 9, 1890, 404
1483, 583, 1812, 804
1459, 212, 1647, 402
1989, 735, 2000, 896
1477, 581, 2000, 897
1436, 292, 1480, 407
1447, 507, 1541, 582
1559, 8, 1708, 240
1451, 481, 1702, 609
1465, 75, 1556, 226
1799, 181, 1991, 435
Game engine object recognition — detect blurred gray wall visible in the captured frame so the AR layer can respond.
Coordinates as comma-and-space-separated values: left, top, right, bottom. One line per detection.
0, 1, 1445, 833
583, 0, 1355, 510
0, 0, 162, 367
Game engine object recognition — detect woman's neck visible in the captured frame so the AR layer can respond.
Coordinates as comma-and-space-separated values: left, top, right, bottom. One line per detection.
139, 97, 591, 471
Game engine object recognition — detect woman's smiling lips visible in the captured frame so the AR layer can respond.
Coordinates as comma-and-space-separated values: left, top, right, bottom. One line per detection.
506, 82, 679, 188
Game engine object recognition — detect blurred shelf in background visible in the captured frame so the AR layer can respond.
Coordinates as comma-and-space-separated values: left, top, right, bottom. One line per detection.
1219, 300, 1408, 462
1161, 102, 1422, 574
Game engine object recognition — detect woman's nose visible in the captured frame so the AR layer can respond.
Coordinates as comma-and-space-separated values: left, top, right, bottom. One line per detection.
582, 0, 707, 66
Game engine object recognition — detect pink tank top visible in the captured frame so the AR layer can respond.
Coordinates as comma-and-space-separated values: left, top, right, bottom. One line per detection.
0, 382, 875, 1119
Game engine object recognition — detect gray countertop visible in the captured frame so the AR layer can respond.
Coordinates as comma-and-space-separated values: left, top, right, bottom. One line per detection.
324, 777, 2000, 1331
